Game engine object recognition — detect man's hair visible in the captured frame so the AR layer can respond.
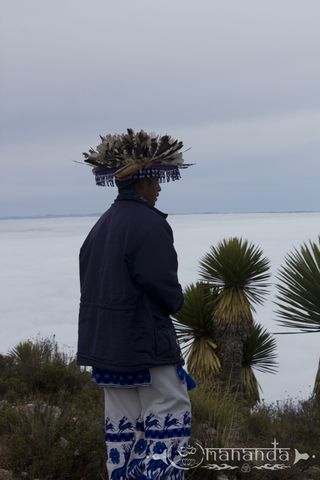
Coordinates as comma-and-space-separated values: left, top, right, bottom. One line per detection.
115, 177, 154, 191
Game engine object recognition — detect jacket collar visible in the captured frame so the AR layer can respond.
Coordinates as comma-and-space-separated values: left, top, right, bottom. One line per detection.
114, 189, 168, 219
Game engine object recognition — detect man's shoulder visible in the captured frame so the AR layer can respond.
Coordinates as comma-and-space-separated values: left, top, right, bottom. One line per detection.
112, 199, 169, 227
85, 200, 171, 246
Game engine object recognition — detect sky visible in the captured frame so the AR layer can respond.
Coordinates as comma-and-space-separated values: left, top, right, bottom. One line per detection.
1, 0, 320, 217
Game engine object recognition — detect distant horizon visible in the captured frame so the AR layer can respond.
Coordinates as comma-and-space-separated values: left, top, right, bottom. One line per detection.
0, 210, 320, 221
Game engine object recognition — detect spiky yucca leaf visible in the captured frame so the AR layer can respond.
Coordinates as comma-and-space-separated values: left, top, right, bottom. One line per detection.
241, 323, 278, 403
9, 341, 36, 363
241, 367, 260, 403
173, 282, 221, 380
276, 238, 320, 332
187, 338, 221, 381
313, 359, 320, 399
243, 322, 278, 374
199, 238, 270, 326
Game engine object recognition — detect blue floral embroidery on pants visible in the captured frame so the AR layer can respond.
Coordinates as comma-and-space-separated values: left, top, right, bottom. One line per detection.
134, 438, 148, 454
109, 447, 120, 464
153, 441, 167, 454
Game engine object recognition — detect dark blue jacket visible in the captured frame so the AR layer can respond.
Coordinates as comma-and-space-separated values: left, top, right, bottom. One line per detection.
76, 191, 184, 371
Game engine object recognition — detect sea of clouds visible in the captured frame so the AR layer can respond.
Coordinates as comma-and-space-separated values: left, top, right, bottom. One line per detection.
0, 212, 319, 403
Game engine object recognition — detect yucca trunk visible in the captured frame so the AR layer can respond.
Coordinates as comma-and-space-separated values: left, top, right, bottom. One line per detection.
212, 291, 253, 396
215, 325, 248, 396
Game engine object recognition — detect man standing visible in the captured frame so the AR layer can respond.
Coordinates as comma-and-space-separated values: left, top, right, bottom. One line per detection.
77, 129, 194, 479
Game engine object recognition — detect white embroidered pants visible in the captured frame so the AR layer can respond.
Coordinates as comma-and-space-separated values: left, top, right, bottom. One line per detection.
104, 365, 192, 480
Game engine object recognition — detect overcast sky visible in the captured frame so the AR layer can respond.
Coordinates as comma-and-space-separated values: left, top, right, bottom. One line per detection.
1, 0, 320, 217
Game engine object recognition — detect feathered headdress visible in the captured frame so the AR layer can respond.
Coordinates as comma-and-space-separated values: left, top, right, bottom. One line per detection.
82, 128, 192, 186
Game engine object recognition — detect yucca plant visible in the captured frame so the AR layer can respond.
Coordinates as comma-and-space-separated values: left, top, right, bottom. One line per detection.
198, 238, 271, 393
199, 238, 271, 327
276, 237, 320, 399
173, 283, 277, 404
173, 282, 221, 383
242, 323, 278, 404
276, 238, 320, 332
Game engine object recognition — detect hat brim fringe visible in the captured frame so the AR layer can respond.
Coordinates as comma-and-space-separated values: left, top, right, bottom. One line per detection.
95, 166, 182, 187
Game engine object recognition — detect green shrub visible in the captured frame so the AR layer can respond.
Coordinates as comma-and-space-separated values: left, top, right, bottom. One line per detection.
1, 337, 319, 479
0, 399, 105, 479
0, 337, 106, 479
245, 397, 320, 455
190, 384, 246, 448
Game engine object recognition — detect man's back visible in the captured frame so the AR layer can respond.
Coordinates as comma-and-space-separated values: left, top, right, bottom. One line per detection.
77, 195, 184, 371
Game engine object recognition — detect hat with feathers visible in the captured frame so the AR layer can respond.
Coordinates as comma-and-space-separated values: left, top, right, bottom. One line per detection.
82, 128, 193, 186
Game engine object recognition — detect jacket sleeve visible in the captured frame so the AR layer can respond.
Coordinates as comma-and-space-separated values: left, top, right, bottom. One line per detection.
127, 221, 184, 314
